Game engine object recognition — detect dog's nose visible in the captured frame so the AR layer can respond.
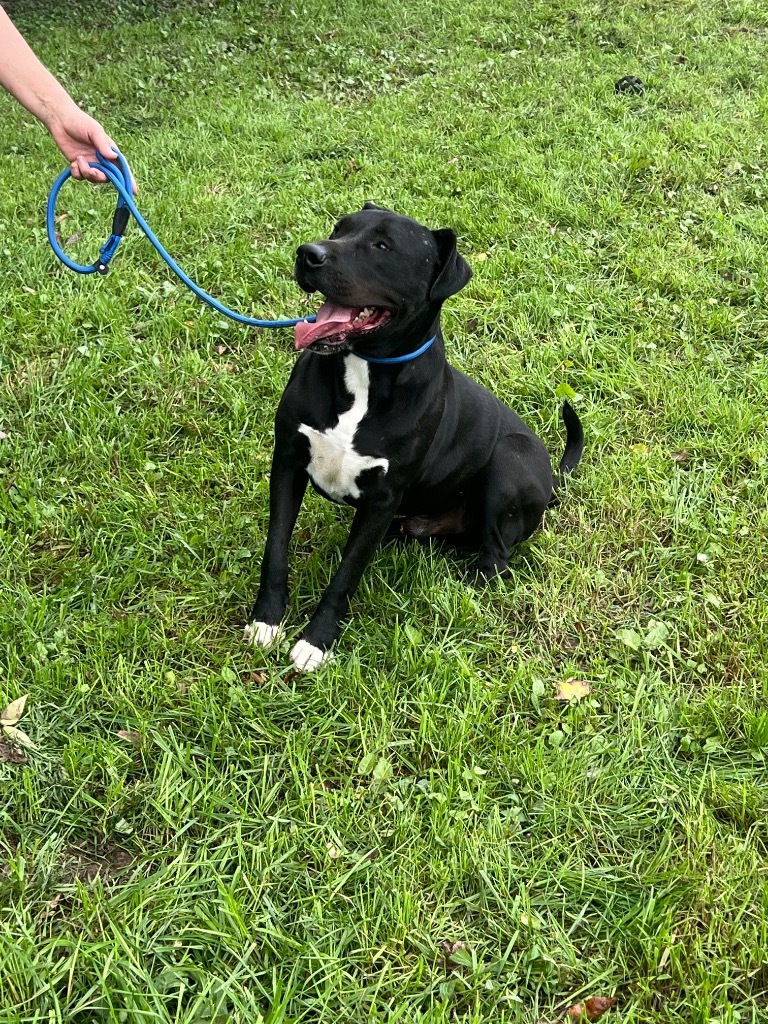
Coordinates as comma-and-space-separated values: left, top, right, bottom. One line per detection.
297, 243, 328, 268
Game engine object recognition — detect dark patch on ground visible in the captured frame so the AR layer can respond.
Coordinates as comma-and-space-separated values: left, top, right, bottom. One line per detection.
60, 845, 136, 885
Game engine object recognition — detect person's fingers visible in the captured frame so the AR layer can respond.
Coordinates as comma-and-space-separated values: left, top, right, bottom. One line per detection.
85, 167, 108, 183
92, 131, 137, 193
70, 160, 83, 180
75, 154, 107, 183
97, 139, 119, 160
90, 125, 119, 161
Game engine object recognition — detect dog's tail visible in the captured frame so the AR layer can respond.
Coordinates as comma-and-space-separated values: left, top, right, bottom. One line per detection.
549, 401, 584, 507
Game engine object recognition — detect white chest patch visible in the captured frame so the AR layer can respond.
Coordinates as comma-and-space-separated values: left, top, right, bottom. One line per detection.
299, 356, 389, 502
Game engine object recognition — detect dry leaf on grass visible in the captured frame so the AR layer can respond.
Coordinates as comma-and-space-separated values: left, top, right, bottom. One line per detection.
441, 940, 466, 956
1, 694, 28, 726
441, 939, 470, 972
1, 726, 38, 750
0, 740, 27, 764
42, 893, 65, 918
566, 996, 618, 1021
117, 730, 142, 745
556, 679, 591, 702
241, 671, 269, 686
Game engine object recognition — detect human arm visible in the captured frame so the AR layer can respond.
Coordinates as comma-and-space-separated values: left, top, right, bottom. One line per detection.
0, 5, 135, 189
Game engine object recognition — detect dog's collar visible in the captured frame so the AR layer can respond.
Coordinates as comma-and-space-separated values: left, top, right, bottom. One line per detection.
353, 335, 436, 365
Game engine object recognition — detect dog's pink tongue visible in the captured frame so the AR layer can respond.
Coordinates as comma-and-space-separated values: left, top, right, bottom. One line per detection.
295, 301, 357, 350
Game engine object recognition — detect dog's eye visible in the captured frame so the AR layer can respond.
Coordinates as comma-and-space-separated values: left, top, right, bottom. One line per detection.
373, 241, 390, 251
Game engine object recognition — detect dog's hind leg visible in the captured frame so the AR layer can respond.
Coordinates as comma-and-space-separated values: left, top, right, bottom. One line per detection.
396, 501, 471, 539
473, 434, 552, 584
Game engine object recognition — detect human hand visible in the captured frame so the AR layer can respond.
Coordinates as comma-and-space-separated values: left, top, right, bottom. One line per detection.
45, 103, 136, 192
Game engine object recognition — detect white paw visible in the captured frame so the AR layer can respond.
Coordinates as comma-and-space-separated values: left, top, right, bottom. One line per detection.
243, 621, 281, 648
289, 638, 331, 672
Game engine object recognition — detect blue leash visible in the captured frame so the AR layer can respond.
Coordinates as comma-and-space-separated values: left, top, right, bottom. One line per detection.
46, 149, 314, 329
355, 335, 435, 364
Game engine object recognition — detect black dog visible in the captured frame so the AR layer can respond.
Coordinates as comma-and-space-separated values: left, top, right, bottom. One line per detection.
244, 204, 583, 670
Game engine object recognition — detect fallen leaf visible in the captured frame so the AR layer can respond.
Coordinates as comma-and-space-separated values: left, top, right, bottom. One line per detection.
441, 939, 466, 956
1, 695, 28, 726
630, 443, 650, 456
241, 671, 269, 686
327, 843, 341, 860
556, 679, 591, 702
216, 344, 227, 355
0, 740, 27, 764
55, 212, 70, 224
117, 730, 141, 745
65, 231, 83, 247
566, 996, 618, 1021
45, 893, 64, 916
441, 939, 470, 971
1, 726, 37, 750
672, 449, 690, 464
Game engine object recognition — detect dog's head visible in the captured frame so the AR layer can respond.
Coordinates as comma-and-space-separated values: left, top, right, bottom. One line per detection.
293, 203, 472, 355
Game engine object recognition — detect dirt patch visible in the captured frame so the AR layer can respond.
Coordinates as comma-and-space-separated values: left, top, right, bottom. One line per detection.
60, 845, 136, 885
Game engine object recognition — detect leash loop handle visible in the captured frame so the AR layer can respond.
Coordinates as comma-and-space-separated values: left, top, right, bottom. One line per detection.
46, 150, 314, 329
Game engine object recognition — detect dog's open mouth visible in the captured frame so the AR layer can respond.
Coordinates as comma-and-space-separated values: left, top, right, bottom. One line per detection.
295, 301, 391, 352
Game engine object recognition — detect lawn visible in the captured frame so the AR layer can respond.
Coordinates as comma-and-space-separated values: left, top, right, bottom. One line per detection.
1, 0, 767, 1020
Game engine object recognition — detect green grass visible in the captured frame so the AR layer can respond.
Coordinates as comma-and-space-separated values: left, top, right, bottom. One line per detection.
1, 0, 768, 1020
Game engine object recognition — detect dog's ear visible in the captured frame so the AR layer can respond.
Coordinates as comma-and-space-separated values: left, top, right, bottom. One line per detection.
429, 228, 473, 302
363, 201, 390, 212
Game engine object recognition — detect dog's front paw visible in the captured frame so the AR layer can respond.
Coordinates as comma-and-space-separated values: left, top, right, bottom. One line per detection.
289, 638, 331, 672
244, 620, 282, 648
